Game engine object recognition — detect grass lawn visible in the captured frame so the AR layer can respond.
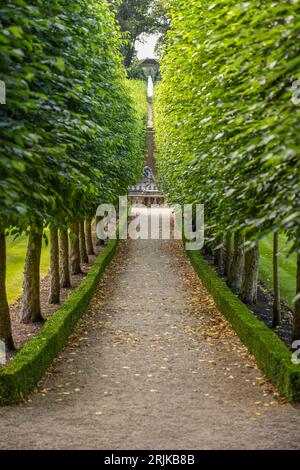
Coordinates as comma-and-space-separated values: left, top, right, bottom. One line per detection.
6, 230, 50, 304
259, 233, 297, 308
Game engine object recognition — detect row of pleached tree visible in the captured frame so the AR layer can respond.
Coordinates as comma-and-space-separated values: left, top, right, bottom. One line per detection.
155, 0, 300, 341
0, 1, 146, 350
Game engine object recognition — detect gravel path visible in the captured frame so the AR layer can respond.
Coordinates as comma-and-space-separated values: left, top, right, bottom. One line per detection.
0, 236, 300, 449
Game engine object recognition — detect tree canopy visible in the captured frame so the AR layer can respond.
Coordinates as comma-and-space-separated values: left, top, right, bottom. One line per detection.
109, 0, 167, 67
0, 0, 145, 233
155, 0, 300, 251
0, 0, 146, 347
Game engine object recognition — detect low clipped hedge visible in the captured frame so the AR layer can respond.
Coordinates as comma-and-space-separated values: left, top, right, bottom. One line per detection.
187, 249, 300, 401
0, 237, 118, 405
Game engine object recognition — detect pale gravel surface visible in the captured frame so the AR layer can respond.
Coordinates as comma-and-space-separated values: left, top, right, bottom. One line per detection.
0, 237, 300, 450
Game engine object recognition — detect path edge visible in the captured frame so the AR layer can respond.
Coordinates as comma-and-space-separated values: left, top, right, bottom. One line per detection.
186, 248, 300, 401
0, 237, 118, 405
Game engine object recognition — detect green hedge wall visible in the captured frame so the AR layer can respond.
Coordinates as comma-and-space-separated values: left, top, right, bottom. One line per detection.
155, 0, 300, 251
0, 237, 118, 405
187, 248, 300, 401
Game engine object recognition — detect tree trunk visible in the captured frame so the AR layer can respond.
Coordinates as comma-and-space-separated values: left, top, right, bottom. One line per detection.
20, 223, 43, 323
201, 243, 208, 256
48, 228, 60, 304
240, 241, 259, 304
95, 216, 105, 246
0, 230, 14, 351
124, 44, 136, 68
85, 218, 95, 256
69, 221, 82, 275
205, 244, 213, 257
293, 254, 300, 341
79, 220, 89, 264
273, 232, 281, 327
225, 234, 233, 278
228, 232, 245, 293
59, 226, 71, 288
218, 236, 225, 270
214, 236, 225, 270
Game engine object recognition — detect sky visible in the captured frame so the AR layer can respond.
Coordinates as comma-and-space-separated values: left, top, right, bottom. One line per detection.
135, 33, 159, 60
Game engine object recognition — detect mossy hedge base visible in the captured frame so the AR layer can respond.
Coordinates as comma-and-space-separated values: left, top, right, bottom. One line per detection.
187, 249, 300, 401
0, 237, 118, 405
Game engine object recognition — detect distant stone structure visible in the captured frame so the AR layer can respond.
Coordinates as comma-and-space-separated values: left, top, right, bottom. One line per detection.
139, 58, 160, 82
139, 58, 160, 70
128, 75, 165, 207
